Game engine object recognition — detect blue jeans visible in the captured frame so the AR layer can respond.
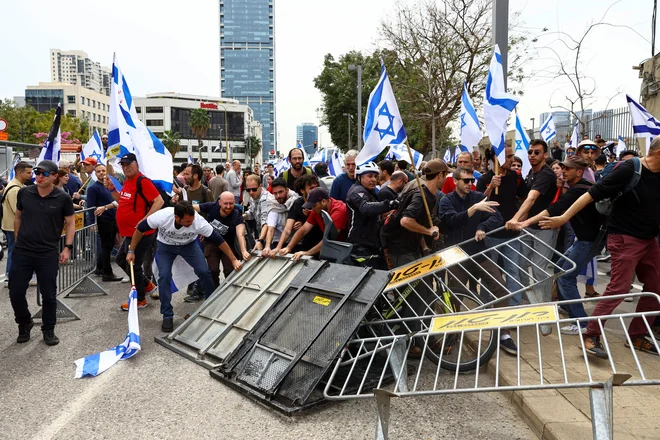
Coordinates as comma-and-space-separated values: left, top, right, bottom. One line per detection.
4, 230, 15, 281
486, 236, 524, 306
156, 241, 215, 318
556, 240, 604, 326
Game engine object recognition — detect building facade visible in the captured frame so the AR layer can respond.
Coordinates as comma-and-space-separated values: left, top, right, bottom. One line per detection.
296, 123, 318, 156
134, 92, 261, 166
25, 82, 110, 135
50, 49, 111, 96
219, 0, 275, 162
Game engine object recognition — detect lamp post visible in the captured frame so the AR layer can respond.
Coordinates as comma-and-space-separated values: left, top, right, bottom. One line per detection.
348, 64, 363, 151
342, 113, 353, 150
530, 117, 535, 134
217, 103, 230, 163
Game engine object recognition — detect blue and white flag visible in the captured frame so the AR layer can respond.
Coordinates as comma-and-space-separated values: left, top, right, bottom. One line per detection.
8, 155, 20, 181
514, 112, 532, 177
356, 63, 407, 165
188, 155, 194, 164
460, 83, 482, 152
540, 115, 556, 143
616, 135, 626, 156
484, 45, 519, 166
385, 144, 423, 169
570, 120, 580, 148
443, 146, 458, 164
309, 149, 325, 166
274, 158, 290, 177
626, 94, 660, 140
107, 56, 173, 193
296, 142, 310, 166
81, 130, 106, 166
328, 151, 345, 177
38, 105, 62, 163
74, 286, 141, 378
152, 248, 199, 294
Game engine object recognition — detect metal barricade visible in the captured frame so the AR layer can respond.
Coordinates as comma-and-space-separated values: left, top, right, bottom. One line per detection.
324, 294, 660, 440
33, 207, 106, 322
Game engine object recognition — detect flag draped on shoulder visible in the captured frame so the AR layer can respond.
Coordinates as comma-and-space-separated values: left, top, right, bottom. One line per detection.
328, 151, 345, 177
460, 83, 482, 152
540, 115, 556, 143
356, 63, 407, 165
385, 144, 423, 169
107, 55, 173, 193
514, 112, 532, 177
484, 45, 519, 166
38, 105, 62, 163
626, 94, 660, 140
74, 286, 141, 378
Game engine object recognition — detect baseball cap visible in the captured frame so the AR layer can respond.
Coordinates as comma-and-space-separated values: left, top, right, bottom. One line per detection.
58, 159, 71, 168
35, 160, 59, 175
422, 159, 448, 176
560, 156, 588, 170
119, 153, 137, 164
302, 187, 330, 210
82, 157, 98, 166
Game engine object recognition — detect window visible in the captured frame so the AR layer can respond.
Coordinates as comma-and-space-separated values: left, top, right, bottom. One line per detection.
92, 100, 96, 108
67, 110, 76, 117
102, 116, 106, 123
145, 106, 163, 113
146, 119, 164, 127
136, 107, 142, 113
92, 113, 96, 122
67, 95, 76, 104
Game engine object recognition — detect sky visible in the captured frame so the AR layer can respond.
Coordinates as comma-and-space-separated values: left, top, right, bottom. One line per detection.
0, 0, 657, 154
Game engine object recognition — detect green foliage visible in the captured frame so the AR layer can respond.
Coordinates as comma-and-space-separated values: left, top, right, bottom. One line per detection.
246, 135, 262, 160
162, 130, 182, 157
0, 99, 89, 144
189, 108, 210, 147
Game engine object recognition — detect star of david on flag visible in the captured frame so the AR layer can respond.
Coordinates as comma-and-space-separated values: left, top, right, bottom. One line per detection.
539, 115, 556, 143
81, 130, 106, 180
514, 112, 532, 177
460, 82, 482, 153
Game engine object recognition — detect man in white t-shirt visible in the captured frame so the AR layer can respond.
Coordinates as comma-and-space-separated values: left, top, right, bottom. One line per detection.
126, 201, 242, 332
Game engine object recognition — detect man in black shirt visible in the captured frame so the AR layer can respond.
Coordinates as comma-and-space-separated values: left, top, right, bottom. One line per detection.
540, 139, 660, 357
377, 171, 409, 202
10, 160, 75, 346
512, 157, 605, 336
506, 139, 559, 325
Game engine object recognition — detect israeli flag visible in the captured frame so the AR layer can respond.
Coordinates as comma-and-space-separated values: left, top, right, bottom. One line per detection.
443, 146, 458, 164
626, 94, 660, 140
570, 121, 580, 148
385, 144, 423, 169
296, 142, 310, 166
107, 55, 173, 194
38, 105, 62, 163
188, 155, 194, 164
8, 155, 20, 181
274, 158, 290, 177
616, 135, 626, 156
460, 83, 482, 152
540, 115, 556, 143
328, 151, 345, 177
74, 286, 141, 378
514, 112, 532, 177
152, 247, 199, 294
82, 130, 106, 165
356, 63, 407, 165
484, 45, 519, 166
309, 149, 325, 166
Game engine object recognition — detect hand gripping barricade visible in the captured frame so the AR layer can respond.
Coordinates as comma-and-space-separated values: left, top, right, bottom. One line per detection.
33, 207, 107, 322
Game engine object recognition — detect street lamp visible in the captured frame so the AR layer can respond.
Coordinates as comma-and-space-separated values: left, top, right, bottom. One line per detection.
342, 113, 353, 150
530, 117, 535, 133
217, 103, 230, 163
348, 64, 363, 151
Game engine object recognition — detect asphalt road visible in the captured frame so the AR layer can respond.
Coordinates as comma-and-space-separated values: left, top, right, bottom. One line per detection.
0, 258, 537, 440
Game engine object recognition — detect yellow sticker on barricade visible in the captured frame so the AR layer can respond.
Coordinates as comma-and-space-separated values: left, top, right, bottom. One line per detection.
430, 305, 559, 334
63, 212, 85, 234
313, 296, 331, 306
387, 246, 469, 290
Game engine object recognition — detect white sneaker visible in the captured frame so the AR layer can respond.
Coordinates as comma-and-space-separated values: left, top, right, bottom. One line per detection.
560, 324, 587, 335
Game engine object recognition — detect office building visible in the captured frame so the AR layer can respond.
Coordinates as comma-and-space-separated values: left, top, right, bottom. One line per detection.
50, 49, 111, 96
296, 123, 318, 155
219, 0, 275, 162
134, 92, 261, 165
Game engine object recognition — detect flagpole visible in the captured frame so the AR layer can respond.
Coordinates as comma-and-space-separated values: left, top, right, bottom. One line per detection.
404, 142, 435, 235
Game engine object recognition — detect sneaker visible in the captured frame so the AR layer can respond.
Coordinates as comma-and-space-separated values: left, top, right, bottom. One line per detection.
596, 253, 611, 262
583, 336, 608, 359
161, 317, 174, 333
500, 337, 518, 355
558, 307, 570, 317
145, 281, 157, 294
121, 277, 130, 283
561, 324, 587, 335
42, 329, 59, 346
625, 336, 659, 356
624, 296, 634, 303
16, 320, 34, 343
93, 268, 103, 276
3, 280, 8, 288
29, 279, 37, 287
121, 299, 148, 311
150, 291, 160, 299
102, 274, 123, 282
183, 292, 204, 303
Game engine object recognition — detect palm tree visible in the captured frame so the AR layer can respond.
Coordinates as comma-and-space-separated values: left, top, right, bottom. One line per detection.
162, 130, 182, 157
189, 108, 210, 151
247, 136, 262, 163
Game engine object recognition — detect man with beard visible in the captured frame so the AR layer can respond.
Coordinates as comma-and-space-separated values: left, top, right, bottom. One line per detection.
377, 171, 409, 202
176, 164, 213, 206
281, 148, 312, 190
226, 160, 243, 203
272, 174, 320, 255
261, 178, 299, 257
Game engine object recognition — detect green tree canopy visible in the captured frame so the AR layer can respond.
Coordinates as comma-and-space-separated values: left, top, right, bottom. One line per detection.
162, 130, 182, 157
189, 108, 210, 148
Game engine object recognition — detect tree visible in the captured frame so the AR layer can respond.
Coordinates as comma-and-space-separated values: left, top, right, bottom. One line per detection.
0, 101, 90, 144
162, 130, 182, 157
246, 135, 262, 163
189, 108, 210, 150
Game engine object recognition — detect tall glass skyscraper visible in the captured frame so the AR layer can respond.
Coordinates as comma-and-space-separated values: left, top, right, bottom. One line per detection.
220, 0, 275, 162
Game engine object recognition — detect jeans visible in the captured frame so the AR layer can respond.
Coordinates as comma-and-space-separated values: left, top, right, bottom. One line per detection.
9, 252, 59, 330
157, 241, 215, 318
116, 234, 155, 301
486, 236, 524, 306
556, 240, 604, 326
4, 230, 15, 281
96, 216, 118, 276
519, 228, 558, 306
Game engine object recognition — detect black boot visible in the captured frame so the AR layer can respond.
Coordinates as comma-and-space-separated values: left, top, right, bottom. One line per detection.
43, 329, 60, 346
17, 320, 34, 343
102, 273, 123, 282
94, 266, 103, 276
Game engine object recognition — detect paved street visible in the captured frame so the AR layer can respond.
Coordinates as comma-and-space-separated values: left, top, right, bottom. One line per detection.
0, 259, 535, 440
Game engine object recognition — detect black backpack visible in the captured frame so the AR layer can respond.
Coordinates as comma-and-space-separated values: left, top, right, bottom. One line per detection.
0, 185, 21, 226
134, 175, 172, 213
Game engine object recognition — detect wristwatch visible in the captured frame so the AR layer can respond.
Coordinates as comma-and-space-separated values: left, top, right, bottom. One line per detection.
65, 244, 73, 250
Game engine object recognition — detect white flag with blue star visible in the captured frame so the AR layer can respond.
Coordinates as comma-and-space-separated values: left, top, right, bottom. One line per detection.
626, 94, 660, 141
484, 45, 519, 166
385, 144, 423, 169
460, 83, 482, 152
81, 130, 106, 166
356, 63, 407, 165
514, 112, 532, 177
570, 120, 580, 148
540, 115, 556, 143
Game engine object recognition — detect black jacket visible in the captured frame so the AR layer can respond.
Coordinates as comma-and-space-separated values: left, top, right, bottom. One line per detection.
346, 182, 391, 249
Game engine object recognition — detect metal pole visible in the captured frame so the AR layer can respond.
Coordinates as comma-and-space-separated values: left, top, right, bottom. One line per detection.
530, 117, 535, 136
225, 109, 229, 163
357, 65, 363, 151
492, 0, 509, 91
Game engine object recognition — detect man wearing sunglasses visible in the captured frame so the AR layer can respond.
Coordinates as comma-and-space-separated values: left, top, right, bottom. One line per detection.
575, 139, 600, 183
243, 174, 270, 252
10, 160, 75, 346
441, 152, 480, 194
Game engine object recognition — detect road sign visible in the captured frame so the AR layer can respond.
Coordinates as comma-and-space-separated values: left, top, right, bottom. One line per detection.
0, 132, 7, 141
0, 119, 7, 131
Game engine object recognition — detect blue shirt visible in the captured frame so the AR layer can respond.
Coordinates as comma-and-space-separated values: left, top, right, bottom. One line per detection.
63, 173, 81, 196
329, 172, 356, 202
86, 181, 116, 221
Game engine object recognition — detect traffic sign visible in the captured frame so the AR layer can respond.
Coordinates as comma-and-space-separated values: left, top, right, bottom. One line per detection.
0, 119, 7, 131
0, 132, 7, 141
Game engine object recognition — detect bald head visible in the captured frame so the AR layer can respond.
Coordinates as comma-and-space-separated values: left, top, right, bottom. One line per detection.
389, 170, 409, 193
219, 191, 236, 215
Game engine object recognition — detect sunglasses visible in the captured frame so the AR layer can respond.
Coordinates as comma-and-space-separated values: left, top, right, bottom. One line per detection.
528, 150, 542, 156
34, 170, 52, 177
246, 187, 259, 192
581, 145, 598, 151
459, 178, 475, 184
566, 151, 575, 156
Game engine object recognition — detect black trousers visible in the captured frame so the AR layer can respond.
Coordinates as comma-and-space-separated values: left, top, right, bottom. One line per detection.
9, 252, 59, 330
97, 216, 118, 276
116, 234, 155, 301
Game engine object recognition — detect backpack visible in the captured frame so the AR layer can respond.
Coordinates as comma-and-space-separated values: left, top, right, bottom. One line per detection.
0, 185, 20, 226
594, 157, 642, 216
134, 175, 172, 213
